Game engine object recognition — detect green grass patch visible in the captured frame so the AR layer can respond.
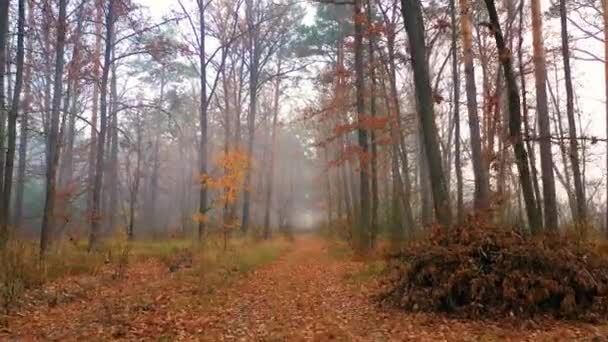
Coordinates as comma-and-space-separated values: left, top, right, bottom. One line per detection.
343, 260, 386, 284
326, 241, 353, 261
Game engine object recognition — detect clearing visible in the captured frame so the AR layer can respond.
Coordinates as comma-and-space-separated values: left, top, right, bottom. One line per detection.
2, 236, 607, 341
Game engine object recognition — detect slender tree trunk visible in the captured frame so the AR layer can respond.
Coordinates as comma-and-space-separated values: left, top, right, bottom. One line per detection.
262, 54, 282, 239
15, 0, 33, 228
384, 28, 414, 231
483, 0, 541, 232
87, 0, 102, 227
604, 0, 608, 236
241, 0, 259, 234
40, 0, 67, 256
558, 0, 585, 224
354, 0, 371, 250
2, 0, 25, 232
128, 112, 142, 240
531, 0, 558, 231
459, 0, 490, 211
198, 0, 208, 240
108, 63, 119, 232
452, 0, 463, 222
0, 0, 9, 236
517, 0, 542, 224
88, 0, 114, 251
401, 0, 451, 227
367, 0, 379, 247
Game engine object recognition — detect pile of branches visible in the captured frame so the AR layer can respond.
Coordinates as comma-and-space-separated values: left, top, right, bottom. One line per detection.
379, 222, 608, 320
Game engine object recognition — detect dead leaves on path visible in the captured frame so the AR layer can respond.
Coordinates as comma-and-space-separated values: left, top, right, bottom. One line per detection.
2, 237, 608, 341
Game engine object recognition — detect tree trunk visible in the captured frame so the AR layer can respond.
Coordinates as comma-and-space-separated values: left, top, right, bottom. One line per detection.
401, 0, 451, 227
108, 63, 119, 233
241, 0, 259, 234
15, 0, 34, 228
483, 0, 542, 232
88, 0, 114, 251
0, 0, 9, 236
87, 0, 102, 228
452, 0, 463, 222
531, 0, 558, 231
558, 0, 585, 225
459, 0, 491, 211
2, 0, 25, 232
40, 0, 67, 256
354, 0, 371, 250
517, 0, 543, 224
604, 0, 608, 236
262, 54, 282, 239
367, 0, 379, 247
198, 0, 208, 240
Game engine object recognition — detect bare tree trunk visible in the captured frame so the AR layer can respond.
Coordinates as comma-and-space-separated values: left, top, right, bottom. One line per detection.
198, 0, 208, 240
41, 0, 67, 256
401, 0, 451, 227
354, 0, 371, 250
531, 0, 558, 231
483, 0, 542, 232
2, 0, 25, 232
108, 63, 119, 233
367, 0, 379, 247
558, 0, 586, 225
262, 54, 282, 239
451, 0, 463, 222
383, 24, 414, 231
459, 0, 491, 211
0, 0, 9, 236
128, 111, 143, 240
88, 0, 114, 251
517, 0, 542, 224
15, 0, 34, 228
87, 0, 102, 228
604, 0, 608, 236
241, 0, 259, 234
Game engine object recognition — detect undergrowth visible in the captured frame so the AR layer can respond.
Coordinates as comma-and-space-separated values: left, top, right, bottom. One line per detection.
0, 233, 291, 321
379, 221, 608, 321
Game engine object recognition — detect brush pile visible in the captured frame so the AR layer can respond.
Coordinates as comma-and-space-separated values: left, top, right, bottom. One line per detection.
379, 222, 608, 320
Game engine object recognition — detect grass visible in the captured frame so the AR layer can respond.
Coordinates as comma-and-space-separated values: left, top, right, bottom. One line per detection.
0, 233, 292, 319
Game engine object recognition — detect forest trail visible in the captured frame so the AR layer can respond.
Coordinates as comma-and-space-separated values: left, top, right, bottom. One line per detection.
3, 236, 607, 341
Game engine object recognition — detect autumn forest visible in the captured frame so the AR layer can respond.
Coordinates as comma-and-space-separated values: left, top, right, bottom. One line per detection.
1, 0, 608, 339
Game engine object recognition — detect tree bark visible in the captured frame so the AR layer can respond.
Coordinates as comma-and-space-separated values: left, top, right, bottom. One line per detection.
367, 0, 379, 247
88, 0, 114, 251
452, 0, 463, 222
604, 0, 608, 236
0, 0, 9, 236
401, 0, 451, 227
15, 0, 33, 228
262, 53, 282, 239
459, 0, 491, 211
531, 0, 558, 231
2, 0, 25, 232
41, 0, 67, 256
87, 0, 102, 229
354, 0, 371, 250
483, 0, 542, 232
198, 0, 208, 240
241, 0, 259, 234
517, 0, 543, 224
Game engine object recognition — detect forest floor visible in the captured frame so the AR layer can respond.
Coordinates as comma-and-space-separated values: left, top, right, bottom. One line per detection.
2, 235, 608, 341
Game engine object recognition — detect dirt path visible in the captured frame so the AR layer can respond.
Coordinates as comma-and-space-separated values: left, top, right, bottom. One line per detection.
3, 236, 607, 341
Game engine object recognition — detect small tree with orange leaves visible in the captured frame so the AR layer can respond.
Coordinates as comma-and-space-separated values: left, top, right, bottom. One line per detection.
193, 150, 249, 248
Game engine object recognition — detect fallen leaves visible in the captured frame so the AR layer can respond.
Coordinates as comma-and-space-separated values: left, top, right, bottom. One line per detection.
1, 237, 607, 341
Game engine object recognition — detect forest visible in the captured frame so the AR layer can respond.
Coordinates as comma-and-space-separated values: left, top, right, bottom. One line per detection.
1, 0, 608, 339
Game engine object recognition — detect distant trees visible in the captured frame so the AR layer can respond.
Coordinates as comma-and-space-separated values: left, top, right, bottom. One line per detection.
0, 0, 607, 255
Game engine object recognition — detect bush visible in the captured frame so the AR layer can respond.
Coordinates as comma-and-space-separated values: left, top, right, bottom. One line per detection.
379, 222, 608, 320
